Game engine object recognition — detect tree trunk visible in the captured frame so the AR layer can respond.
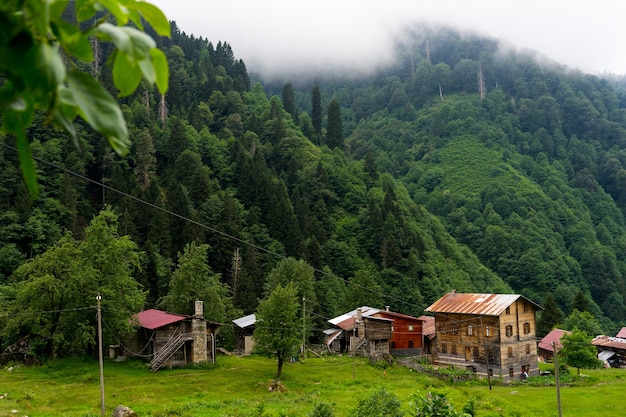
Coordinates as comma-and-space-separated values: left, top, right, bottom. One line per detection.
276, 356, 283, 379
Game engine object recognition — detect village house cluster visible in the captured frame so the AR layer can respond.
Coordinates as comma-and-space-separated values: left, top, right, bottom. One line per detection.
116, 291, 626, 380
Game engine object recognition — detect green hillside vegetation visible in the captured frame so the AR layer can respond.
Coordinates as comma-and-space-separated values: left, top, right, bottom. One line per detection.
1, 355, 625, 416
3, 17, 626, 361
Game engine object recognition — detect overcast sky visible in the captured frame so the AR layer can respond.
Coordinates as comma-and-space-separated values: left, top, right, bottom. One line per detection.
150, 0, 626, 79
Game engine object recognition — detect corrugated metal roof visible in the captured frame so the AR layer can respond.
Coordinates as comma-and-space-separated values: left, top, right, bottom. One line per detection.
538, 328, 570, 352
616, 327, 626, 338
592, 335, 626, 350
328, 306, 381, 326
325, 329, 343, 346
425, 292, 542, 316
134, 309, 188, 330
232, 313, 256, 329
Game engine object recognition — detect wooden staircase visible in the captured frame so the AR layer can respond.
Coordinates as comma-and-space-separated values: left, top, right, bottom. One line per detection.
150, 332, 193, 372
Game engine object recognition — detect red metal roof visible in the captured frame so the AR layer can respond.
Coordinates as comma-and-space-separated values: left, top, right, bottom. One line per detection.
425, 292, 542, 316
616, 327, 626, 338
134, 309, 188, 330
538, 328, 570, 352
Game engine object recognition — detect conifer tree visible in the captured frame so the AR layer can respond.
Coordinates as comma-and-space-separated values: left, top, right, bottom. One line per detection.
326, 98, 343, 148
537, 293, 564, 337
311, 85, 322, 143
282, 83, 298, 120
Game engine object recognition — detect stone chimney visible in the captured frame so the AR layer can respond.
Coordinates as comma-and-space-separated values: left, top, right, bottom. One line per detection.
385, 305, 390, 312
192, 301, 208, 365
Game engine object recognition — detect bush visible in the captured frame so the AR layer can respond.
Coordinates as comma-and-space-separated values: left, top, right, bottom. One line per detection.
409, 391, 468, 417
308, 401, 335, 417
351, 388, 404, 417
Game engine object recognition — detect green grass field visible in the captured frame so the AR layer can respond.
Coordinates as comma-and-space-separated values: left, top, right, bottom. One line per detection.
1, 355, 625, 416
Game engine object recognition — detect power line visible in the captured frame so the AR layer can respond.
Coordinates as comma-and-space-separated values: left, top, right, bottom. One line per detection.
0, 141, 415, 310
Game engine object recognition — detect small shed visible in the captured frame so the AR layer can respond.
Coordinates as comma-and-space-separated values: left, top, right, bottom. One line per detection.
592, 335, 626, 368
233, 313, 256, 355
123, 301, 220, 371
537, 329, 570, 362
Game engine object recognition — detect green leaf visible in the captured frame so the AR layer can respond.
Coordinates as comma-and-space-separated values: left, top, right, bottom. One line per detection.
53, 19, 94, 62
75, 0, 98, 22
151, 48, 169, 94
133, 1, 171, 37
138, 57, 156, 85
66, 71, 129, 156
99, 0, 129, 25
15, 129, 39, 199
113, 52, 142, 97
96, 24, 154, 61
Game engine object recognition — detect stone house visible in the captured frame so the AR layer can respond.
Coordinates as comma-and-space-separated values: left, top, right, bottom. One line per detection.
122, 301, 220, 371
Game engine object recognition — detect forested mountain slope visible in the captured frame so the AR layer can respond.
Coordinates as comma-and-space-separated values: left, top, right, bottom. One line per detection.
2, 23, 625, 357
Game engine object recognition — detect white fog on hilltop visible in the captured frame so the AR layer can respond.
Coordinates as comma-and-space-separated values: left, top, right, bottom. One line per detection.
151, 0, 626, 78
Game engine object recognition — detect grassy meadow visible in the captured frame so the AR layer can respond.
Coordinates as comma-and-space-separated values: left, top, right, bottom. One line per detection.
1, 354, 625, 416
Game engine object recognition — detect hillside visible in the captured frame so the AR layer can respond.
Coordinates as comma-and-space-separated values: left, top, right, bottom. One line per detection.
1, 22, 626, 357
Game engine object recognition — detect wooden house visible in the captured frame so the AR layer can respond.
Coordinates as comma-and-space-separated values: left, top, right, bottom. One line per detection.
325, 307, 393, 356
375, 307, 425, 356
425, 292, 542, 381
418, 315, 436, 355
232, 313, 256, 355
122, 301, 220, 371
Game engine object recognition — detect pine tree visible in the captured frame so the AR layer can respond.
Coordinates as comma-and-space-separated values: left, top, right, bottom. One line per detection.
311, 85, 322, 143
282, 82, 298, 120
326, 98, 343, 148
572, 290, 590, 313
537, 293, 564, 337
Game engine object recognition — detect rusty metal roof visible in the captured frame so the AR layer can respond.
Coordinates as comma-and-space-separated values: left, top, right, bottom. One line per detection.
134, 309, 188, 330
418, 315, 435, 337
425, 292, 542, 316
592, 335, 626, 350
616, 327, 626, 338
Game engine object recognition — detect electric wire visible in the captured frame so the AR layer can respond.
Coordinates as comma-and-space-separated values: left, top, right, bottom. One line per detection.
0, 140, 414, 310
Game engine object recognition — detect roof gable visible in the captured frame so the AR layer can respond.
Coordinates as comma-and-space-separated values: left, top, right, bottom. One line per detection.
425, 292, 542, 316
134, 309, 188, 330
538, 328, 570, 352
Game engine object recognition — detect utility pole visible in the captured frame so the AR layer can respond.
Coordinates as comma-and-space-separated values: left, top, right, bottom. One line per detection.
97, 293, 105, 416
301, 296, 306, 358
480, 316, 492, 390
553, 341, 563, 417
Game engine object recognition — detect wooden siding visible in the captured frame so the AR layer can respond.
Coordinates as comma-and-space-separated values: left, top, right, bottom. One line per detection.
377, 312, 423, 350
432, 298, 539, 381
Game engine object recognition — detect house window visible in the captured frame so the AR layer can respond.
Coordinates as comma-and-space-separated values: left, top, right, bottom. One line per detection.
408, 340, 414, 349
408, 325, 414, 331
505, 325, 513, 337
523, 322, 530, 334
485, 325, 491, 337
508, 346, 513, 358
451, 324, 458, 335
505, 307, 511, 315
489, 368, 494, 377
391, 341, 396, 349
526, 344, 531, 354
441, 343, 448, 354
451, 344, 457, 355
523, 303, 529, 313
438, 323, 446, 333
467, 324, 474, 336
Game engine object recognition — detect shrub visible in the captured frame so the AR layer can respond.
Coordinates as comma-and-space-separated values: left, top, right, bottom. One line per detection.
308, 401, 335, 417
351, 388, 404, 417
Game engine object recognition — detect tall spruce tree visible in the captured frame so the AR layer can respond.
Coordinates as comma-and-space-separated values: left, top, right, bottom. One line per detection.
282, 83, 298, 120
326, 98, 343, 148
311, 85, 322, 143
537, 293, 564, 337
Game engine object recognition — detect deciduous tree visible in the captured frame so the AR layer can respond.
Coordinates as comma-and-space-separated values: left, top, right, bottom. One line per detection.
254, 282, 300, 379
